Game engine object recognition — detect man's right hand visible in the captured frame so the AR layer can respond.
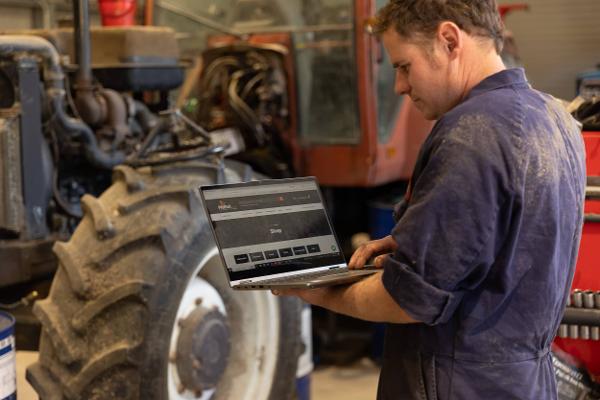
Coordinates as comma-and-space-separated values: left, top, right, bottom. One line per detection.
348, 235, 398, 269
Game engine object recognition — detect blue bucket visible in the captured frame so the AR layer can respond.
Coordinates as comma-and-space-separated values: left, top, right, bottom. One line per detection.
0, 311, 16, 400
368, 201, 398, 240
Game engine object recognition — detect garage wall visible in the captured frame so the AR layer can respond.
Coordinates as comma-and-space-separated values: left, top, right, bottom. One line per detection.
504, 0, 600, 100
0, 3, 38, 29
0, 0, 105, 30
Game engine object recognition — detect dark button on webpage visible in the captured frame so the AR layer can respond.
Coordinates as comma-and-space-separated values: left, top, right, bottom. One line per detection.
307, 244, 321, 253
278, 248, 293, 257
293, 246, 307, 255
250, 252, 265, 262
265, 250, 279, 259
234, 254, 249, 264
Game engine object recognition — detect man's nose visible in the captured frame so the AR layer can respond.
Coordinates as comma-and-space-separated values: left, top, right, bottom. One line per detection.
394, 77, 410, 95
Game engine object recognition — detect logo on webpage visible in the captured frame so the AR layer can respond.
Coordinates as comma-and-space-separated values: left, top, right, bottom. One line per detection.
217, 200, 233, 211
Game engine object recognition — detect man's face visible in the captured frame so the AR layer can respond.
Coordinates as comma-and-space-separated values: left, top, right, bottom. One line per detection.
381, 28, 460, 120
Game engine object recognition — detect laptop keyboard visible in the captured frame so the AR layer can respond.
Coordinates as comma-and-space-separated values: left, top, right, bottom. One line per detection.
260, 268, 348, 284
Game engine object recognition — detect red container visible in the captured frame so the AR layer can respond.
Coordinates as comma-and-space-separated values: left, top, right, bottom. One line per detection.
98, 0, 136, 26
553, 131, 600, 381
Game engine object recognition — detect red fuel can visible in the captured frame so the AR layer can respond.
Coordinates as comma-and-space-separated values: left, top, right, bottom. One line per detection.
98, 0, 137, 26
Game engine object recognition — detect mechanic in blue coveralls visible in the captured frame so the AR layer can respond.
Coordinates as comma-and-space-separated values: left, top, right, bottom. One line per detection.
273, 0, 587, 399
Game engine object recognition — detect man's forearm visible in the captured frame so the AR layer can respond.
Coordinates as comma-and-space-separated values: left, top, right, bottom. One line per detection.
314, 273, 418, 324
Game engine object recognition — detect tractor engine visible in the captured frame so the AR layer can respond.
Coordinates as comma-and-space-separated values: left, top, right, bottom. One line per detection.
192, 44, 294, 178
0, 22, 207, 288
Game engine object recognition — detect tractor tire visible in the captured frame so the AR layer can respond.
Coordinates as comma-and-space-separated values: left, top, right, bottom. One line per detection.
26, 160, 302, 400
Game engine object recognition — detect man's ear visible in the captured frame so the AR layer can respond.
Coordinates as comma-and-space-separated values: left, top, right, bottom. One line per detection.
437, 21, 462, 58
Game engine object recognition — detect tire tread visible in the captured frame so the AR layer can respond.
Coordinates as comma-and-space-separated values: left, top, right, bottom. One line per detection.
26, 362, 63, 400
71, 280, 153, 332
81, 194, 115, 239
53, 241, 91, 297
112, 165, 146, 192
116, 185, 190, 215
64, 342, 136, 399
33, 300, 85, 364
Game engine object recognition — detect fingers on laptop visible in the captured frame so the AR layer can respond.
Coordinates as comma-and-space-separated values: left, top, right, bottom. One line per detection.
374, 254, 388, 268
349, 241, 381, 269
348, 249, 365, 269
349, 236, 398, 269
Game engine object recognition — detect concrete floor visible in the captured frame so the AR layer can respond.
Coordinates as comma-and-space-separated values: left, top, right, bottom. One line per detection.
16, 352, 37, 400
311, 358, 380, 400
16, 352, 380, 400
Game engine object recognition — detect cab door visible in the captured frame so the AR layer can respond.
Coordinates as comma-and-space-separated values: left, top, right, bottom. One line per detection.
297, 0, 432, 186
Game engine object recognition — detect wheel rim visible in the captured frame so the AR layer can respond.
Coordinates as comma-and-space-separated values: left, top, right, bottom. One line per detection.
168, 247, 281, 400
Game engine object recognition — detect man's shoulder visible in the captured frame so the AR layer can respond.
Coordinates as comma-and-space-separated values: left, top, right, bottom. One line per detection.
422, 89, 531, 176
445, 86, 524, 127
434, 100, 513, 147
434, 82, 544, 146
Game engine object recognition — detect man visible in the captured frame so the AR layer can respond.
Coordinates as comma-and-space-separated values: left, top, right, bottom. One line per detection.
274, 1, 586, 398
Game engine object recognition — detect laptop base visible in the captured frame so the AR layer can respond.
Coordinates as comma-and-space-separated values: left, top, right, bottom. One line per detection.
233, 269, 379, 290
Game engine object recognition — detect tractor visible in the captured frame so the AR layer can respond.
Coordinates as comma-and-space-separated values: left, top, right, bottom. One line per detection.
0, 0, 306, 398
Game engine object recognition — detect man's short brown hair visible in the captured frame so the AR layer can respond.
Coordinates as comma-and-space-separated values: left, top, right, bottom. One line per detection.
373, 0, 504, 53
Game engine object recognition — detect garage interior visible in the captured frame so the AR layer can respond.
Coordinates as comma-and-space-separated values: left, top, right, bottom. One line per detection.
1, 1, 600, 399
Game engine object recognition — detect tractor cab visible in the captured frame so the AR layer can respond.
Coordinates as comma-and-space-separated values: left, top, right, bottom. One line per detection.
173, 0, 432, 186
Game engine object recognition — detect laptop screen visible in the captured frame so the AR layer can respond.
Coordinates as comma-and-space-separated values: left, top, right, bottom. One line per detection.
201, 177, 346, 282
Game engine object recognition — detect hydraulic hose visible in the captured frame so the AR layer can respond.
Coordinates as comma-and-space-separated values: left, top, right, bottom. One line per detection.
48, 89, 125, 169
133, 100, 159, 132
0, 35, 63, 89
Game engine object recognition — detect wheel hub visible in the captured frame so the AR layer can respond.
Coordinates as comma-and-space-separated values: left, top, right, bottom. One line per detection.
175, 305, 231, 393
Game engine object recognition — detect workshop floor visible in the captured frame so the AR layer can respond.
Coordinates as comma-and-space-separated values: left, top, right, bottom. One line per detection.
16, 352, 380, 400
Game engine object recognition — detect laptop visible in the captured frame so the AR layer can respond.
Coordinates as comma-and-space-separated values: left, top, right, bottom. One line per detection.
199, 177, 378, 289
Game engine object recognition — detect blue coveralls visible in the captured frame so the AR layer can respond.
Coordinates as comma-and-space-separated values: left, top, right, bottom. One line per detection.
378, 69, 586, 399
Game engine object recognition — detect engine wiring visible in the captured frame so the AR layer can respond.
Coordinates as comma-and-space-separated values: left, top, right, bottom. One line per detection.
192, 47, 293, 177
197, 49, 286, 145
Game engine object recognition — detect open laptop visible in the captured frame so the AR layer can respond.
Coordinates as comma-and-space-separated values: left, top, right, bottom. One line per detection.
199, 177, 378, 289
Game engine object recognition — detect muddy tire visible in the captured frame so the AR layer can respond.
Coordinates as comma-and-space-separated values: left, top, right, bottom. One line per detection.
26, 161, 302, 400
